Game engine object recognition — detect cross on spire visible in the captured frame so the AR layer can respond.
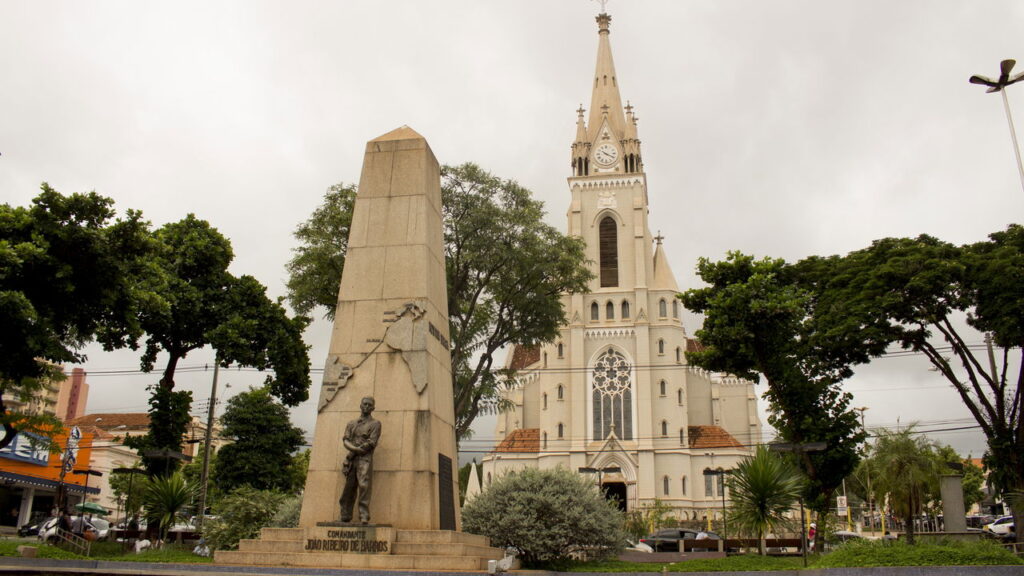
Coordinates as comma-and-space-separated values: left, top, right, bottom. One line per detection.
654, 231, 664, 245
593, 0, 610, 13
577, 104, 586, 118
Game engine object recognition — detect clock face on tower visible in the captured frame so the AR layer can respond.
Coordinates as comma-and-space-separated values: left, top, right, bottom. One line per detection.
593, 143, 619, 166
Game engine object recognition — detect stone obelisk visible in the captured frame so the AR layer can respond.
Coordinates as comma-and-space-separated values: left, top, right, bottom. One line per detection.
299, 126, 459, 531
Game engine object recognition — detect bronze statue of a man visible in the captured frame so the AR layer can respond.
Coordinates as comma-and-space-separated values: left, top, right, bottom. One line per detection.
339, 396, 381, 524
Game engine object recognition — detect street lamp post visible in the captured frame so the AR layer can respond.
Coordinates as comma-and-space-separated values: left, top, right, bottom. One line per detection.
112, 467, 146, 526
855, 406, 875, 535
969, 59, 1024, 195
769, 441, 827, 567
71, 469, 103, 506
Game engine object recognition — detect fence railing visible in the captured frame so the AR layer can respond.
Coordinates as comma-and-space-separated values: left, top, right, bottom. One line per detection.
53, 528, 91, 557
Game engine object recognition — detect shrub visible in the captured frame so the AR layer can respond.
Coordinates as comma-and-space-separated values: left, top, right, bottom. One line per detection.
143, 472, 195, 540
202, 486, 287, 550
814, 538, 1023, 568
270, 494, 302, 528
461, 466, 625, 567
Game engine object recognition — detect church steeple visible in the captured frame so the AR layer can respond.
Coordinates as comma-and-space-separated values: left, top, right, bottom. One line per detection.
570, 11, 643, 176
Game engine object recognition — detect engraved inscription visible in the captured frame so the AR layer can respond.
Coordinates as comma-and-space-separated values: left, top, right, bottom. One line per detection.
428, 322, 449, 350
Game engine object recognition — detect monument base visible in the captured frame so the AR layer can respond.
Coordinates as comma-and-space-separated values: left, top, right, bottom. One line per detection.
214, 525, 512, 571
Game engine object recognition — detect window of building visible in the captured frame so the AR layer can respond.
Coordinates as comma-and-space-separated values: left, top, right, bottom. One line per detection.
543, 432, 548, 449
543, 393, 548, 410
591, 302, 599, 321
659, 298, 667, 318
599, 217, 618, 287
663, 475, 670, 496
661, 420, 668, 437
606, 301, 615, 320
658, 339, 665, 355
672, 299, 679, 318
621, 300, 630, 319
681, 475, 687, 495
659, 380, 666, 396
675, 347, 682, 363
705, 472, 714, 497
557, 342, 564, 358
544, 352, 548, 367
591, 349, 634, 440
718, 473, 725, 497
557, 384, 564, 400
677, 388, 683, 404
679, 428, 685, 444
557, 423, 564, 438
487, 472, 492, 486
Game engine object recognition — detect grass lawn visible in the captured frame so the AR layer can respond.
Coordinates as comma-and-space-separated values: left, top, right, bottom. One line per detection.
566, 556, 805, 572
0, 540, 213, 564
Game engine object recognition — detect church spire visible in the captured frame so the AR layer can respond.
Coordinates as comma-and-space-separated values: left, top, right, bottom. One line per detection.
587, 12, 627, 144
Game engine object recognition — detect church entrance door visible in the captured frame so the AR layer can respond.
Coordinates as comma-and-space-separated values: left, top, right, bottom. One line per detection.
602, 482, 627, 511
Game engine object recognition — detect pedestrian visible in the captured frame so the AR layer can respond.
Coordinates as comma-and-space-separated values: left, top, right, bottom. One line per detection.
808, 522, 817, 553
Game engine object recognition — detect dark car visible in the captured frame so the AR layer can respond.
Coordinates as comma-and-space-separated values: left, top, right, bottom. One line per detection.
640, 528, 719, 552
18, 516, 54, 537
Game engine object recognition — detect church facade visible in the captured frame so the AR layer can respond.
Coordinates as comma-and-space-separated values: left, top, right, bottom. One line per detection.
481, 11, 762, 521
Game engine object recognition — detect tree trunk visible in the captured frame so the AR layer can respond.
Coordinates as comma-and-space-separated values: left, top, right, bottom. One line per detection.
904, 496, 915, 545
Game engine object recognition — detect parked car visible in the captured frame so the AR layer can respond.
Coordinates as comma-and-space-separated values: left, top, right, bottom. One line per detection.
37, 516, 99, 543
640, 529, 719, 552
983, 515, 1015, 536
18, 516, 54, 537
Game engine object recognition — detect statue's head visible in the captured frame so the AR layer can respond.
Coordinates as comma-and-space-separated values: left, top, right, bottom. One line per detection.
360, 396, 375, 414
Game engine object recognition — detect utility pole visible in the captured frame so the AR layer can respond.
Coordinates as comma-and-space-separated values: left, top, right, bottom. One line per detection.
856, 406, 874, 535
196, 361, 219, 530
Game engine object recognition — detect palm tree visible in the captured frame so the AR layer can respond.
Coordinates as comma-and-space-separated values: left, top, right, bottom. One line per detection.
143, 472, 195, 541
866, 426, 936, 545
727, 445, 805, 555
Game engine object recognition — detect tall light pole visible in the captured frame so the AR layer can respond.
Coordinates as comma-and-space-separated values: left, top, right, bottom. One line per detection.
970, 59, 1024, 195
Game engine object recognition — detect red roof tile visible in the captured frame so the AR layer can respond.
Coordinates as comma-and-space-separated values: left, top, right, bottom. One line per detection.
69, 413, 150, 430
688, 425, 743, 449
686, 339, 706, 355
508, 345, 541, 371
494, 428, 540, 453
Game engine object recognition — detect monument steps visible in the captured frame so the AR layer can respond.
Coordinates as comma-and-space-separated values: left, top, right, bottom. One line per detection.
215, 550, 487, 570
236, 537, 500, 559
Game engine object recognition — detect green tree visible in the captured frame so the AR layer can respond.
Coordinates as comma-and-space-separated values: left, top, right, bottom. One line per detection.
461, 466, 624, 567
0, 186, 151, 448
288, 449, 310, 495
680, 253, 867, 513
623, 499, 674, 542
727, 446, 805, 555
131, 215, 311, 475
203, 486, 287, 550
285, 164, 592, 439
817, 226, 1024, 541
182, 447, 220, 513
864, 426, 936, 545
109, 467, 149, 521
213, 387, 305, 493
143, 471, 195, 541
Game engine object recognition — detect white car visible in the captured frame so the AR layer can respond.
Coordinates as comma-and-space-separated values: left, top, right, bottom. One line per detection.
984, 515, 1015, 536
37, 516, 99, 543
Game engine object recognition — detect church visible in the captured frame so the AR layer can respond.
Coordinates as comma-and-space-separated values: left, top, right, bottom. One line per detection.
481, 10, 763, 522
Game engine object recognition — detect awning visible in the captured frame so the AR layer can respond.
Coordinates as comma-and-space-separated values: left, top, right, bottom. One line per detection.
0, 471, 100, 494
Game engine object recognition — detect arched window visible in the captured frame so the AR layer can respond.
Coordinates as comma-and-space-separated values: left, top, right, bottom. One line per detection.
661, 420, 668, 437
543, 432, 548, 449
704, 472, 714, 496
679, 428, 685, 444
659, 380, 666, 396
487, 472, 492, 486
672, 299, 680, 318
717, 471, 726, 497
677, 388, 683, 404
658, 339, 665, 355
591, 349, 634, 440
663, 476, 670, 496
681, 475, 688, 495
606, 301, 615, 319
659, 299, 667, 317
557, 384, 564, 400
557, 342, 564, 358
544, 352, 548, 367
599, 216, 618, 287
557, 423, 564, 439
543, 393, 548, 410
591, 302, 599, 321
676, 347, 682, 363
621, 300, 630, 319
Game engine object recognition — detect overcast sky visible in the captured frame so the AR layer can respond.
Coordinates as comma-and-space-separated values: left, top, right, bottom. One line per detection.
3, 1, 1021, 461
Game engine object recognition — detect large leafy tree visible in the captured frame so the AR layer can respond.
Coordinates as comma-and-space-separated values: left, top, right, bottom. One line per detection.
727, 446, 804, 555
212, 387, 305, 493
0, 185, 151, 449
128, 215, 311, 475
680, 253, 867, 513
817, 226, 1023, 541
285, 164, 592, 439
